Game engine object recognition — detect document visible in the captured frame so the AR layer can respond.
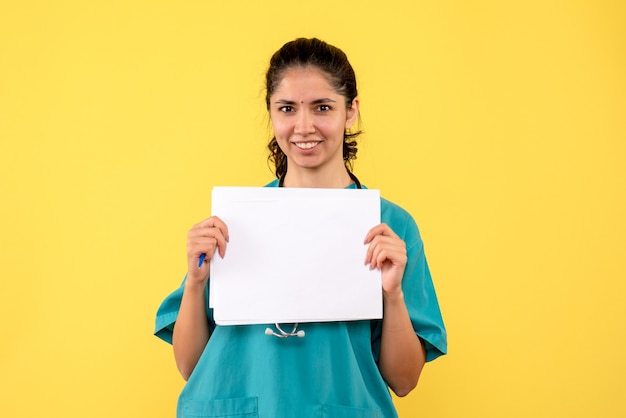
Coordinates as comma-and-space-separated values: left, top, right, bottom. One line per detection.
209, 186, 382, 325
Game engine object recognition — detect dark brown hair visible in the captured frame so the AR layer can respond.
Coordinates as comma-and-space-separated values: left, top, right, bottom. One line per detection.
265, 38, 361, 179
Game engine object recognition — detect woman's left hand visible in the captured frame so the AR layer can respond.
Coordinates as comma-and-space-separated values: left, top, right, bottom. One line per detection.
364, 223, 407, 296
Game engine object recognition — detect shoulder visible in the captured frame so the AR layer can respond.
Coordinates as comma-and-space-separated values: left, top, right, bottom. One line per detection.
380, 197, 422, 249
380, 197, 412, 223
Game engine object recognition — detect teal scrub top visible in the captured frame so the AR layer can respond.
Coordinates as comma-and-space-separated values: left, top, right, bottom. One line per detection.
155, 180, 447, 418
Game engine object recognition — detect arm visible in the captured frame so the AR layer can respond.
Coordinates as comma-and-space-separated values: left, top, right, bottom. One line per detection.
379, 289, 425, 397
365, 223, 425, 397
173, 216, 229, 381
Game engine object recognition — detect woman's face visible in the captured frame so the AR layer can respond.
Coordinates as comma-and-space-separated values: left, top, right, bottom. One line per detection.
269, 66, 359, 175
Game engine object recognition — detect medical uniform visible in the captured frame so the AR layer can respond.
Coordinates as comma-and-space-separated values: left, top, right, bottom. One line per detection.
155, 180, 447, 418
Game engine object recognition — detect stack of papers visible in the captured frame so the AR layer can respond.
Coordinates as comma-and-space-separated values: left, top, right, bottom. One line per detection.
209, 186, 382, 325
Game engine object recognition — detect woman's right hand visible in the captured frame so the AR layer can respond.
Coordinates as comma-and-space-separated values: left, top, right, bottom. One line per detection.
176, 216, 228, 379
186, 216, 229, 286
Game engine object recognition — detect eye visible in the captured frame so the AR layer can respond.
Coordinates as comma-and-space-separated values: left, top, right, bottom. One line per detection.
278, 105, 295, 113
316, 104, 331, 112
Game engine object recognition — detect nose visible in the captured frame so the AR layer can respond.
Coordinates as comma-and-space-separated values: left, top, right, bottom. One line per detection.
294, 109, 315, 135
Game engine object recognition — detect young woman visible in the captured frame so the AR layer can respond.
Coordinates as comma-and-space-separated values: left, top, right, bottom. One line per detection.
155, 37, 447, 418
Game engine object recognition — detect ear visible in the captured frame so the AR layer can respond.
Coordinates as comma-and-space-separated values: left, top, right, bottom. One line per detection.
345, 98, 360, 129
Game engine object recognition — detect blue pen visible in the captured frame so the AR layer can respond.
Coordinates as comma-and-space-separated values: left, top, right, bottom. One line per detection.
198, 253, 206, 268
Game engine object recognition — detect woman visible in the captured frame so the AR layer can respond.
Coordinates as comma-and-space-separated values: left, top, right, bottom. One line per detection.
155, 37, 447, 418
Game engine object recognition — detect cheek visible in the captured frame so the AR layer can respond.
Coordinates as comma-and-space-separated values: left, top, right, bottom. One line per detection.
270, 118, 289, 139
319, 119, 345, 137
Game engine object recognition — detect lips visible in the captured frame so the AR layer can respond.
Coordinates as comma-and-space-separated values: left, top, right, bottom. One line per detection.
293, 141, 321, 150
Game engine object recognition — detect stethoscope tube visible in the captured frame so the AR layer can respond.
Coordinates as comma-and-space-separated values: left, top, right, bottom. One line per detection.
266, 171, 363, 339
278, 172, 362, 189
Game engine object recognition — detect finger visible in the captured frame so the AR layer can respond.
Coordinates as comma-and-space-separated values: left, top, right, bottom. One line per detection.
213, 232, 228, 258
364, 235, 377, 265
213, 217, 230, 243
190, 234, 227, 260
364, 224, 387, 264
188, 225, 228, 248
366, 235, 406, 269
188, 237, 215, 258
363, 223, 398, 244
193, 217, 214, 229
365, 236, 387, 268
365, 233, 390, 261
369, 240, 391, 269
195, 216, 230, 242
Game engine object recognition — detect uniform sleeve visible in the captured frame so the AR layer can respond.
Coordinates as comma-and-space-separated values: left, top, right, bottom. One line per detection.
372, 200, 448, 362
154, 275, 215, 345
403, 227, 448, 361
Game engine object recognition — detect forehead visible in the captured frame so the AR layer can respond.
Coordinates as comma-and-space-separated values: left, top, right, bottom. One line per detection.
271, 67, 339, 99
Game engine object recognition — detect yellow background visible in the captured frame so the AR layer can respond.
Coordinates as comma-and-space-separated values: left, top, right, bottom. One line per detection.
1, 1, 625, 417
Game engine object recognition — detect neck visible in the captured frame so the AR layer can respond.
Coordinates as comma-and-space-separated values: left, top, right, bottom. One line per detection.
282, 166, 353, 188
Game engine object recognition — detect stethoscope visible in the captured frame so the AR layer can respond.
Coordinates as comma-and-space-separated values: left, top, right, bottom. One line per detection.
277, 171, 362, 189
265, 171, 362, 339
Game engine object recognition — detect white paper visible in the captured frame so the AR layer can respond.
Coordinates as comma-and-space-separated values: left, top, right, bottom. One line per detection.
209, 186, 382, 325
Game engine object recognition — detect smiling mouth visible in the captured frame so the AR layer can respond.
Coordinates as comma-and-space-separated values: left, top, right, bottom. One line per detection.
293, 141, 321, 150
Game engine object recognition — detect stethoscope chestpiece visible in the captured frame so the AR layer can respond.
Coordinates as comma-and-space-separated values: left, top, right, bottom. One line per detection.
265, 323, 305, 338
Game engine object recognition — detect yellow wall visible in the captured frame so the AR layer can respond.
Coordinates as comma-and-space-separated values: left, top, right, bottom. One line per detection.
1, 1, 625, 417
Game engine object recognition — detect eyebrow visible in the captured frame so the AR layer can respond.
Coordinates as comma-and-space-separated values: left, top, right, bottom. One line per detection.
274, 98, 337, 105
